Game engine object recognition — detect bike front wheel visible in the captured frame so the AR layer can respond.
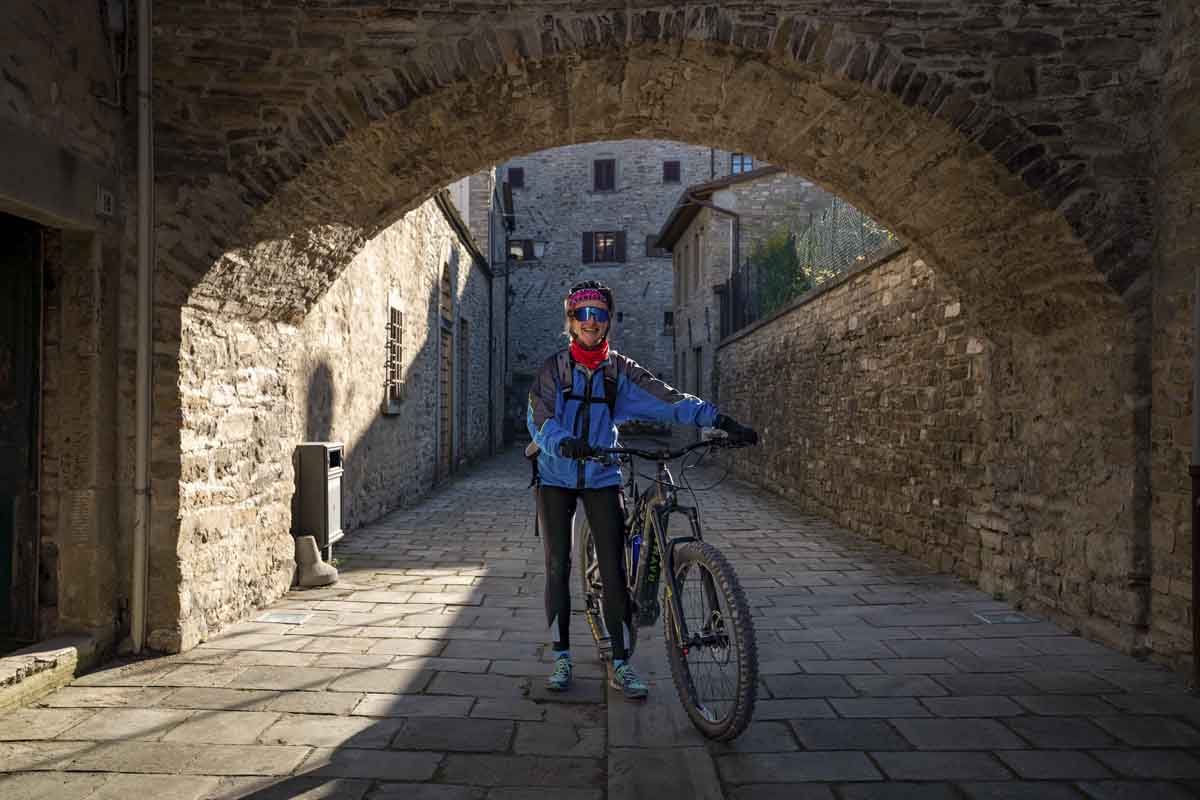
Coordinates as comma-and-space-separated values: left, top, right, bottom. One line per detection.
664, 541, 757, 741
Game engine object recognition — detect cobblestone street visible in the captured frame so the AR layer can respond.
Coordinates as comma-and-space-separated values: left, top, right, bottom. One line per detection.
3, 446, 1200, 799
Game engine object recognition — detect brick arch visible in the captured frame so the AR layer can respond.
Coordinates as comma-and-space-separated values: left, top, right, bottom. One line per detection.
156, 10, 1153, 331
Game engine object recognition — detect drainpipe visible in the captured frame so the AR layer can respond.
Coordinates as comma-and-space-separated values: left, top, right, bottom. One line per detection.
1192, 265, 1199, 689
131, 0, 153, 653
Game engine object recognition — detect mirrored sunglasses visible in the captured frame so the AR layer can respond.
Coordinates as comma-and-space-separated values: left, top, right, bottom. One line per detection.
570, 307, 610, 323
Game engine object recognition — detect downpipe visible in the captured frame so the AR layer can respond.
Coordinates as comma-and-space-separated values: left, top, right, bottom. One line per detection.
131, 0, 154, 653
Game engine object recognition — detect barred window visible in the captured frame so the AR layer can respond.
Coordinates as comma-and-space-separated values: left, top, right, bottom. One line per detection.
384, 302, 404, 414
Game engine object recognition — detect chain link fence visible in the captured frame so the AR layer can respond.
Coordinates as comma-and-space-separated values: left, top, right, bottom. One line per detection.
718, 197, 898, 338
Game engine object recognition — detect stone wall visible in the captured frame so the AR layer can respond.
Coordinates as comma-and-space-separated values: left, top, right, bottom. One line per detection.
502, 140, 744, 433
0, 1, 130, 650
163, 197, 498, 650
718, 247, 1148, 657
1148, 0, 1200, 665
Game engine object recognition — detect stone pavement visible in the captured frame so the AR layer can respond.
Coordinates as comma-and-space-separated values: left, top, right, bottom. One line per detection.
3, 445, 1200, 799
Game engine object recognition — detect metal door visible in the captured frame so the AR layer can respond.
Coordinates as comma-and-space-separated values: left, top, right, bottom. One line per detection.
0, 213, 41, 641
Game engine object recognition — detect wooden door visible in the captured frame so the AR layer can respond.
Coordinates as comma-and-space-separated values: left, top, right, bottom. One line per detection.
0, 214, 41, 642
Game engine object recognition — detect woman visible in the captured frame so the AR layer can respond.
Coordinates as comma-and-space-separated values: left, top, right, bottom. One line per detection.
526, 280, 758, 699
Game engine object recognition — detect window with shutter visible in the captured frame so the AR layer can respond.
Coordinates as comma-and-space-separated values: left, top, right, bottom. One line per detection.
663, 160, 681, 183
508, 167, 525, 189
593, 159, 616, 192
582, 231, 594, 263
594, 232, 618, 262
615, 231, 626, 262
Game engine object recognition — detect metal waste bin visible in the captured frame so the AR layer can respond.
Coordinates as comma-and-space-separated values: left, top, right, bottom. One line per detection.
295, 442, 344, 553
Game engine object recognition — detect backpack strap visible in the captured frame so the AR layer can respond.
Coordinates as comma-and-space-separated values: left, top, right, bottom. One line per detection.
557, 349, 620, 418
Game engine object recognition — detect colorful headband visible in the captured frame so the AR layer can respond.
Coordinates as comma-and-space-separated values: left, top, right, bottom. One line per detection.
567, 288, 607, 308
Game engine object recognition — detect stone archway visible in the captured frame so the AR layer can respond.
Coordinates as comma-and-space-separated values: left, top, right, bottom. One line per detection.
144, 7, 1159, 651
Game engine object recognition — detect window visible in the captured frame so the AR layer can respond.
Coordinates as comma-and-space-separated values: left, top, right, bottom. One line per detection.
594, 232, 618, 262
663, 160, 681, 183
384, 301, 404, 413
730, 153, 754, 174
593, 158, 616, 192
581, 231, 626, 263
645, 234, 669, 259
508, 167, 525, 189
663, 311, 674, 334
508, 239, 535, 261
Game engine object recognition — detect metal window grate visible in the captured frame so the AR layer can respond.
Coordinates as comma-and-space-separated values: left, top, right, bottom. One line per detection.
385, 305, 404, 412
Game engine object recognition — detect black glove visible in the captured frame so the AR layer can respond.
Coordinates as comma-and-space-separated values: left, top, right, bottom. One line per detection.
559, 437, 597, 459
714, 414, 759, 445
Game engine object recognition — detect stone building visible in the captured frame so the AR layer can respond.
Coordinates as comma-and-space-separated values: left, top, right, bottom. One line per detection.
177, 190, 501, 647
500, 141, 759, 435
656, 168, 838, 402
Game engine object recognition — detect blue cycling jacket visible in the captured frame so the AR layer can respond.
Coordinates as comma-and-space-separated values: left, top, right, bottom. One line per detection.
526, 348, 719, 489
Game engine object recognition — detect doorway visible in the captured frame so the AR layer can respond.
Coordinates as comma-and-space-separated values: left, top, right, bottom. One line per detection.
0, 213, 42, 648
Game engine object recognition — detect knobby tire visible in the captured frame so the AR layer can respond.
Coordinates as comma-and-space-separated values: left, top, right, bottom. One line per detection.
664, 541, 758, 741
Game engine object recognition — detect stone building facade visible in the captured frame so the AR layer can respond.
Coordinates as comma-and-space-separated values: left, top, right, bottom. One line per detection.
657, 167, 837, 403
500, 140, 755, 434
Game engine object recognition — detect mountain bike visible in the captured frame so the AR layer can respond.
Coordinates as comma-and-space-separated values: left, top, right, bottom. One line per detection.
577, 434, 758, 741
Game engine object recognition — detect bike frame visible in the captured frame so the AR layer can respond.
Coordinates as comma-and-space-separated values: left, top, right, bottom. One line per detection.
604, 440, 730, 657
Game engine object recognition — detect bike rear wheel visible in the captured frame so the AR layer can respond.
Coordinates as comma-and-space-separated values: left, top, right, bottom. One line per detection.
579, 520, 638, 660
664, 541, 757, 741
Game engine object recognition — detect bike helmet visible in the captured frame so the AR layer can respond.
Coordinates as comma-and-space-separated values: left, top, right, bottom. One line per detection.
563, 280, 615, 339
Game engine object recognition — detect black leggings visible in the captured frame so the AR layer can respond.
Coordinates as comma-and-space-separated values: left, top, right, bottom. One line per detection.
538, 484, 633, 661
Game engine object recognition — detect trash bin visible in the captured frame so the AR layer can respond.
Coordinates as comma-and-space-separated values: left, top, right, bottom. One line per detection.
295, 442, 344, 555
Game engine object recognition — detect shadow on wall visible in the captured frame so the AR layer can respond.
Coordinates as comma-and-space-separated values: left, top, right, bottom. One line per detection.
289, 361, 336, 539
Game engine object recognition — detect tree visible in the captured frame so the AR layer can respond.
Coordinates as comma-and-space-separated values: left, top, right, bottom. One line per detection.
751, 230, 811, 317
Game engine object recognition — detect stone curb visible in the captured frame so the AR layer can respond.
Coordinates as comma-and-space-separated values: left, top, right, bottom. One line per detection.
0, 635, 99, 714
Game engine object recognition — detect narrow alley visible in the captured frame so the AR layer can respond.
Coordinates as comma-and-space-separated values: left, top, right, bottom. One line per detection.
2, 446, 1198, 799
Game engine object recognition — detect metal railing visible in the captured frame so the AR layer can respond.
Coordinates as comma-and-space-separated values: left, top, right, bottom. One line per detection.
718, 198, 896, 339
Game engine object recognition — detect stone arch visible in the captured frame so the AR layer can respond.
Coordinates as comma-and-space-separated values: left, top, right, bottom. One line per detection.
155, 11, 1153, 331
146, 7, 1158, 650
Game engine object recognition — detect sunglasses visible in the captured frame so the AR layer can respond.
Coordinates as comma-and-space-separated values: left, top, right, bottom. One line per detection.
570, 307, 610, 323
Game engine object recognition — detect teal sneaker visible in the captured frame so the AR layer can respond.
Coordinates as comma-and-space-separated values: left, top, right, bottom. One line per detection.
547, 653, 572, 691
611, 661, 649, 700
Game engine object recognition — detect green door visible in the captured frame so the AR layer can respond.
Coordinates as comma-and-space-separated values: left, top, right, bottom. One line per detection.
0, 213, 41, 641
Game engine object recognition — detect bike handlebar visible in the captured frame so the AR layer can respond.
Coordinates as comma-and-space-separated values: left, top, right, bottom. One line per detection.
589, 434, 754, 464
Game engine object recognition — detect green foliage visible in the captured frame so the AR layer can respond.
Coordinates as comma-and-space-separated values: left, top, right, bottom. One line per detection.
751, 230, 811, 317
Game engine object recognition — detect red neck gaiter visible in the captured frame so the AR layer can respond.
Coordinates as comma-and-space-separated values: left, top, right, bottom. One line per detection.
570, 338, 609, 371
